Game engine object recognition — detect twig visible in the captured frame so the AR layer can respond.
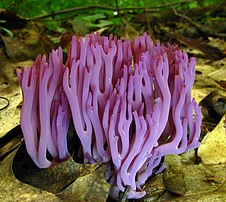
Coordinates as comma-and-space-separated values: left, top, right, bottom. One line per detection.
0, 96, 10, 110
115, 0, 120, 15
172, 6, 206, 36
166, 0, 226, 39
120, 185, 131, 202
28, 0, 195, 21
34, 13, 78, 22
144, 0, 154, 38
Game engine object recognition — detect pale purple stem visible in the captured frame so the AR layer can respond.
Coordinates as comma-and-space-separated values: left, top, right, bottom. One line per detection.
108, 97, 121, 168
19, 65, 42, 167
63, 61, 93, 162
119, 112, 147, 190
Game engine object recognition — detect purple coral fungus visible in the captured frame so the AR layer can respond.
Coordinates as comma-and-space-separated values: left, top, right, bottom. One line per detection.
18, 33, 202, 199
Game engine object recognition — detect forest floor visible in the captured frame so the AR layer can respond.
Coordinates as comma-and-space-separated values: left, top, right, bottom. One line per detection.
0, 2, 226, 201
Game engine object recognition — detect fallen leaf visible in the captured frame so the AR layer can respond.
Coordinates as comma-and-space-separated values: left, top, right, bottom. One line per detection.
143, 173, 165, 202
12, 143, 101, 194
0, 149, 62, 202
163, 154, 226, 200
198, 114, 226, 164
57, 164, 110, 202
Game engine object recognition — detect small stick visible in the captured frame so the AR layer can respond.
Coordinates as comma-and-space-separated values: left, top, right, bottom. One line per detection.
120, 185, 131, 202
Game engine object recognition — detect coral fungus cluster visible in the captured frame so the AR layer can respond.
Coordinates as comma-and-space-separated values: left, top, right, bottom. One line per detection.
17, 33, 201, 199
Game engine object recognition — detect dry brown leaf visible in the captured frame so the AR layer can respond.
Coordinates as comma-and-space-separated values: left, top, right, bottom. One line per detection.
198, 114, 226, 164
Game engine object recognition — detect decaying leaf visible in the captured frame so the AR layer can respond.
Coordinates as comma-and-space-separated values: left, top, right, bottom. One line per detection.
143, 173, 165, 202
162, 153, 226, 201
159, 191, 226, 202
57, 164, 110, 202
0, 149, 62, 202
1, 137, 110, 201
199, 91, 226, 124
0, 125, 22, 162
12, 143, 102, 194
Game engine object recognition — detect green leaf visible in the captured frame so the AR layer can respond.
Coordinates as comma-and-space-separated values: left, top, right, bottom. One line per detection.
82, 13, 106, 22
0, 26, 14, 37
